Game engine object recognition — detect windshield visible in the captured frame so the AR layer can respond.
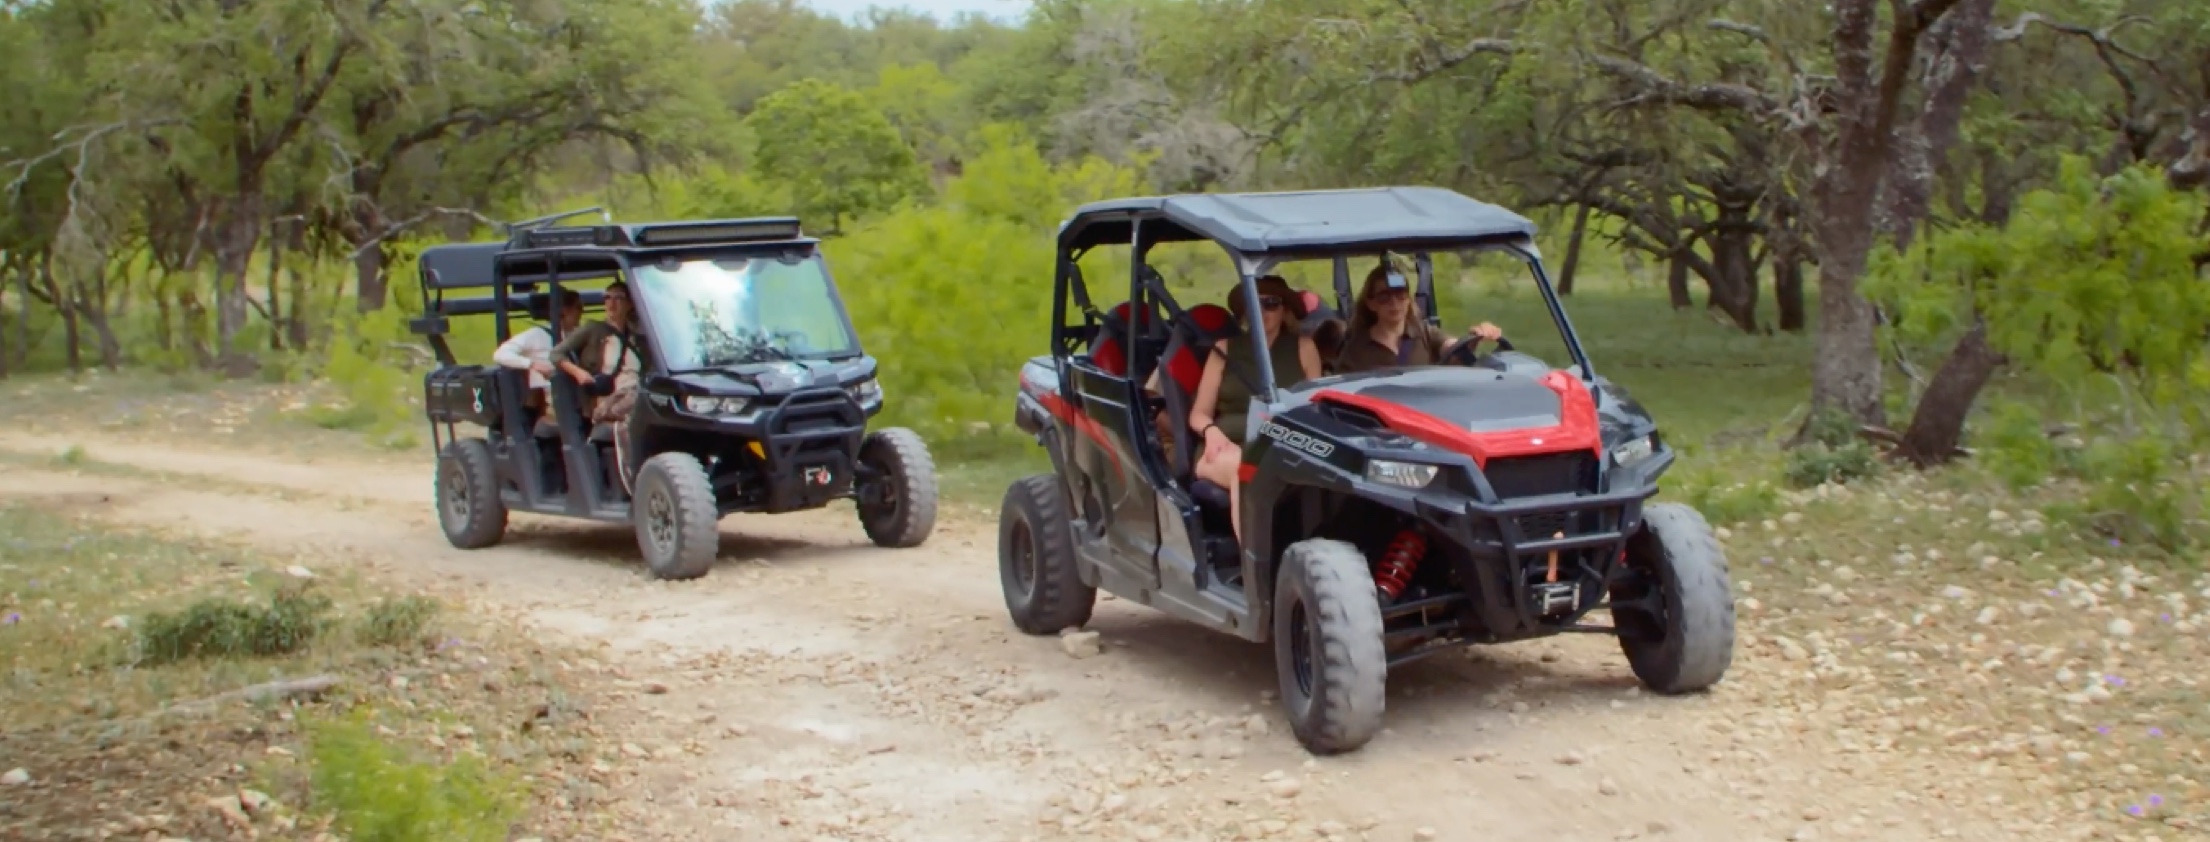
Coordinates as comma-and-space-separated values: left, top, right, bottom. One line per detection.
629, 253, 855, 369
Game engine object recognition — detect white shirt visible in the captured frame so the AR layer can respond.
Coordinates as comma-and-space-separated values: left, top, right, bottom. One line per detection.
493, 324, 556, 388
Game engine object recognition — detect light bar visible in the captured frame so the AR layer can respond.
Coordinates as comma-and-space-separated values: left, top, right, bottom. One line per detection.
633, 217, 802, 246
521, 226, 626, 248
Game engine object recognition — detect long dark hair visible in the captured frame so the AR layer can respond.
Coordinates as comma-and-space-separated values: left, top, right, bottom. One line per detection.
1344, 259, 1424, 341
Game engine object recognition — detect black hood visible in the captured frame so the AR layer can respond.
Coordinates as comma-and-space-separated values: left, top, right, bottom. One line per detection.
661, 356, 875, 396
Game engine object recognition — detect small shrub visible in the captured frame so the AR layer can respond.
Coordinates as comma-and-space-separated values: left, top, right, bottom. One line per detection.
1783, 442, 1881, 489
1975, 400, 2070, 491
1671, 461, 1781, 526
355, 596, 441, 648
305, 403, 380, 431
133, 586, 334, 666
2077, 435, 2194, 552
305, 709, 525, 842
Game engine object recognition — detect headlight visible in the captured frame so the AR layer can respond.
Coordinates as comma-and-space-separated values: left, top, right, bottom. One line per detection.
1611, 435, 1656, 466
681, 395, 753, 417
1365, 460, 1440, 488
847, 379, 883, 404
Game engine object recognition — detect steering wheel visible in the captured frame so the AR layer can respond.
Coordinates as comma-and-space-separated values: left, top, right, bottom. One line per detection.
1440, 332, 1515, 369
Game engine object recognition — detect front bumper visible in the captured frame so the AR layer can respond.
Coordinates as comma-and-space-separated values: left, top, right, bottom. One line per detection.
643, 386, 876, 512
1403, 482, 1659, 640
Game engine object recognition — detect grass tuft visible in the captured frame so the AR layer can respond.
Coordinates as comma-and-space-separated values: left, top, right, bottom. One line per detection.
132, 585, 335, 666
304, 707, 527, 842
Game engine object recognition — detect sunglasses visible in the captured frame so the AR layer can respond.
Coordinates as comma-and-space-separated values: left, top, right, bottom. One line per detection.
1258, 295, 1284, 311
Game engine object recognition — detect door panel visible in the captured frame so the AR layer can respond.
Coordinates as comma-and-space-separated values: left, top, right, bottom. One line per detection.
1063, 359, 1162, 589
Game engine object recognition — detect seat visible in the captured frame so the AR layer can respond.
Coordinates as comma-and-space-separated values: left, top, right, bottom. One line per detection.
534, 418, 560, 439
588, 424, 615, 444
1153, 303, 1235, 482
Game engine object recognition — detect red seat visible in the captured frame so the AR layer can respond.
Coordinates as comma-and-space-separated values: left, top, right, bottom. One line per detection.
1160, 303, 1233, 395
1090, 301, 1153, 378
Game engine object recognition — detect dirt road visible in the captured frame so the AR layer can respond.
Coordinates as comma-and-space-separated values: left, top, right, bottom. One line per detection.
0, 430, 2007, 842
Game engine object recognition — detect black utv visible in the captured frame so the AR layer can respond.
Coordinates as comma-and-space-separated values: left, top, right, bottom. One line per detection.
997, 187, 1735, 755
409, 210, 938, 580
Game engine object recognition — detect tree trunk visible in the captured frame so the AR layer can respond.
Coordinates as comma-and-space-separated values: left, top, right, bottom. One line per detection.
179, 287, 212, 366
354, 244, 388, 314
1704, 208, 1761, 332
1666, 252, 1693, 309
19, 264, 42, 366
265, 224, 286, 351
283, 220, 308, 348
1895, 321, 2005, 465
1808, 234, 1887, 426
1557, 202, 1592, 296
41, 257, 81, 374
212, 191, 265, 374
1775, 254, 1807, 332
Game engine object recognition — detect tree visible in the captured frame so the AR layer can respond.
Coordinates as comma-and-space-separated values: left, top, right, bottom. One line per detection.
746, 79, 929, 233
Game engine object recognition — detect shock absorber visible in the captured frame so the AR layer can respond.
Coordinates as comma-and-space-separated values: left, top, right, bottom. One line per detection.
1372, 528, 1428, 601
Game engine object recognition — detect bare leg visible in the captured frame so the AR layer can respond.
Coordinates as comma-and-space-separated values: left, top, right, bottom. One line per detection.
1194, 448, 1243, 544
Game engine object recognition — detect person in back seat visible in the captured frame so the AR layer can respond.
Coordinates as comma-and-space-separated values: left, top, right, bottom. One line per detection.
1186, 274, 1322, 543
493, 288, 583, 412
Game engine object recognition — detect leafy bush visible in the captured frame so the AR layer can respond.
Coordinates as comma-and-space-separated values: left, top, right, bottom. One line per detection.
305, 709, 524, 842
1669, 458, 1781, 526
1782, 409, 1880, 489
355, 596, 442, 648
2077, 435, 2195, 552
1975, 400, 2071, 491
1783, 443, 1880, 489
133, 586, 335, 666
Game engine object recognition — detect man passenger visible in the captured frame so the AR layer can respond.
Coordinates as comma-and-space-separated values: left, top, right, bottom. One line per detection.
493, 288, 583, 412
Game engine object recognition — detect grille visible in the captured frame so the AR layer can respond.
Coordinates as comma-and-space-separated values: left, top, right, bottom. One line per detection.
1516, 511, 1574, 540
1482, 452, 1596, 499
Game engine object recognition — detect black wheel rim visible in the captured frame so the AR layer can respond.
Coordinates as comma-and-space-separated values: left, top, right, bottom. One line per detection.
1288, 600, 1315, 698
861, 451, 901, 523
646, 483, 676, 555
443, 461, 470, 523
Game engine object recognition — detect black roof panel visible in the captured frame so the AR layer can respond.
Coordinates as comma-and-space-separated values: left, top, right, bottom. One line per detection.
1059, 186, 1538, 254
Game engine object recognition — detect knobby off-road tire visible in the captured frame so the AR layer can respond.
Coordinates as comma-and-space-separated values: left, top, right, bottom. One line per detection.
1617, 502, 1736, 694
632, 452, 720, 581
1272, 538, 1387, 755
998, 474, 1095, 635
858, 427, 938, 548
436, 438, 507, 549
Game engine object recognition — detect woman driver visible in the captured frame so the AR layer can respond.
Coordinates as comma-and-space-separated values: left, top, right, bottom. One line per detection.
1332, 260, 1502, 374
1187, 274, 1322, 543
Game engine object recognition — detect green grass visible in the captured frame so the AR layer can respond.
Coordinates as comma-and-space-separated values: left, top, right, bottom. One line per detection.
0, 501, 603, 840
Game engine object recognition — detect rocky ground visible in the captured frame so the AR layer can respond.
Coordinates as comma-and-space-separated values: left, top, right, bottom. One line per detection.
0, 376, 2202, 841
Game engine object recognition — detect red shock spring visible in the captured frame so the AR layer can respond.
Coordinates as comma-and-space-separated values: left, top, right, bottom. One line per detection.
1372, 529, 1427, 600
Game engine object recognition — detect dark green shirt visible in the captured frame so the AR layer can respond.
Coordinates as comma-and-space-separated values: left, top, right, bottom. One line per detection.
1212, 328, 1307, 443
1333, 321, 1449, 374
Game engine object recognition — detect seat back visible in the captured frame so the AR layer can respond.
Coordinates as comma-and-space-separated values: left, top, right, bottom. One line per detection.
1154, 303, 1237, 478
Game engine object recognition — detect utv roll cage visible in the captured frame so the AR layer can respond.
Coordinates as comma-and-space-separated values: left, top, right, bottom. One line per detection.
1049, 186, 1596, 402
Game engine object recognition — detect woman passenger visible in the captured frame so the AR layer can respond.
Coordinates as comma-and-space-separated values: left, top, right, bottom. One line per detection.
1187, 274, 1322, 543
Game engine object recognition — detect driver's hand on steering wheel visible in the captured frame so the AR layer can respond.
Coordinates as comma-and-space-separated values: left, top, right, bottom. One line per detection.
1466, 321, 1502, 342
